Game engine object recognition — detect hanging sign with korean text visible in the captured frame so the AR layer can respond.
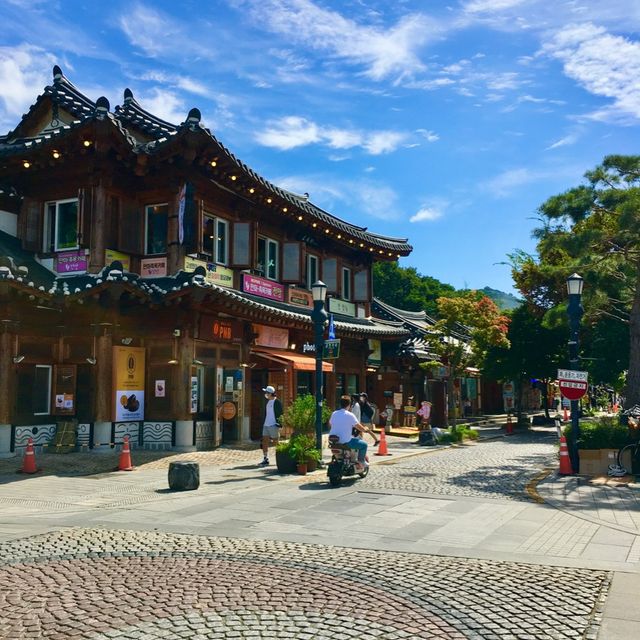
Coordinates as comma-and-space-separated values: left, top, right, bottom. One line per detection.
242, 274, 284, 301
557, 369, 588, 401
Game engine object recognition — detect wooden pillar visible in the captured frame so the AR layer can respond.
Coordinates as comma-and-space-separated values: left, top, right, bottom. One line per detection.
89, 184, 107, 272
94, 331, 114, 422
0, 331, 14, 424
167, 187, 186, 276
173, 333, 193, 421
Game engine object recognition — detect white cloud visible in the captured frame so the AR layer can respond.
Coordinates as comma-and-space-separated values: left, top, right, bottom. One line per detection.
0, 44, 56, 131
483, 167, 534, 197
255, 116, 321, 150
463, 0, 530, 13
119, 4, 179, 57
137, 88, 188, 125
417, 129, 440, 142
256, 116, 408, 155
540, 23, 640, 121
274, 173, 401, 220
410, 206, 443, 223
234, 0, 439, 82
545, 133, 579, 150
363, 131, 406, 155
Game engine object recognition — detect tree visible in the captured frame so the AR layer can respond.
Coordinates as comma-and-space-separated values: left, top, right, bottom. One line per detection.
484, 305, 565, 421
511, 155, 640, 407
421, 292, 510, 426
373, 262, 455, 315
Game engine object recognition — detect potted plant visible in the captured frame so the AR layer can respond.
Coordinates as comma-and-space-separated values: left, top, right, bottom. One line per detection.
305, 446, 322, 472
275, 440, 297, 474
289, 433, 317, 475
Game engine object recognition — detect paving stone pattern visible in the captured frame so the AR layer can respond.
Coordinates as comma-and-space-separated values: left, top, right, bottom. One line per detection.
0, 528, 609, 639
366, 435, 557, 500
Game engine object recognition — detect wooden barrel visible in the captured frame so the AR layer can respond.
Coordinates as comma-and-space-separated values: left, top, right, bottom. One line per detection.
168, 461, 200, 491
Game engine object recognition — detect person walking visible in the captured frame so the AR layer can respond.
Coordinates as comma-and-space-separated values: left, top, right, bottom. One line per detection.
259, 385, 283, 466
359, 392, 374, 427
350, 394, 361, 422
351, 395, 378, 446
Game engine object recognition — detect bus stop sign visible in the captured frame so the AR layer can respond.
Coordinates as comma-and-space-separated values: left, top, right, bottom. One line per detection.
557, 369, 588, 401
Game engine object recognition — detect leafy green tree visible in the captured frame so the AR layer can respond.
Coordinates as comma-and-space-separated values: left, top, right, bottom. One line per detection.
373, 262, 455, 315
511, 155, 640, 406
484, 305, 565, 421
421, 293, 510, 426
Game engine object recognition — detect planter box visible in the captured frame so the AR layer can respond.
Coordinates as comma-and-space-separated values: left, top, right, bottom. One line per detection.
578, 448, 632, 476
275, 449, 297, 474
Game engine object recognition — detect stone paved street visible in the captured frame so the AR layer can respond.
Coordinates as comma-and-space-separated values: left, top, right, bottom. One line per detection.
366, 433, 557, 500
0, 528, 609, 640
1, 430, 639, 638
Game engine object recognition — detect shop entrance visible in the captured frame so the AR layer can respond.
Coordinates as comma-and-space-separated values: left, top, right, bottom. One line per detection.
220, 368, 242, 443
250, 369, 269, 441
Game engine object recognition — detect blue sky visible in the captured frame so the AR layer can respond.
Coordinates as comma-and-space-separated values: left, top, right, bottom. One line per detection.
1, 0, 639, 294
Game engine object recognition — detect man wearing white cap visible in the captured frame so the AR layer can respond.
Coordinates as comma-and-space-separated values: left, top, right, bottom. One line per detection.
260, 385, 283, 465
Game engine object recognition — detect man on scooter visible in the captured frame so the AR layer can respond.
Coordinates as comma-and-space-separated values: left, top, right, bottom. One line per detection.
329, 395, 369, 472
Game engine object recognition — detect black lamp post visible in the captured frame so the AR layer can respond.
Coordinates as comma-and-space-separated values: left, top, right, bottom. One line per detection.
311, 280, 328, 452
566, 272, 584, 474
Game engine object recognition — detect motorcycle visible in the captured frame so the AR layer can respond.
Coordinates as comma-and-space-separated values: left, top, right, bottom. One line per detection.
327, 435, 369, 487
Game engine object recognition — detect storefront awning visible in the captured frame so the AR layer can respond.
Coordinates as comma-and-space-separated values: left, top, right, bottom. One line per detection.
252, 349, 334, 373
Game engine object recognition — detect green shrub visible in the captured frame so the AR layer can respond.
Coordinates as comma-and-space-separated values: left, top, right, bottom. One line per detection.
281, 394, 331, 435
438, 426, 477, 444
563, 416, 636, 449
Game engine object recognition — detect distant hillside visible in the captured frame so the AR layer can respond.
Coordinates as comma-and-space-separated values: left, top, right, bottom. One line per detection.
480, 287, 522, 310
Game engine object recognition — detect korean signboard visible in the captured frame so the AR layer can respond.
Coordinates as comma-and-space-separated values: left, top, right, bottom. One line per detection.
328, 297, 356, 317
56, 250, 87, 274
322, 338, 341, 359
184, 257, 234, 288
105, 249, 130, 271
287, 287, 313, 308
253, 323, 289, 349
140, 257, 167, 278
113, 346, 145, 421
242, 274, 284, 302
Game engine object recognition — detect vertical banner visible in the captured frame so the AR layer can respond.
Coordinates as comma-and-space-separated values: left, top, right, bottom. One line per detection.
113, 346, 146, 421
190, 376, 198, 414
178, 183, 186, 245
328, 314, 336, 339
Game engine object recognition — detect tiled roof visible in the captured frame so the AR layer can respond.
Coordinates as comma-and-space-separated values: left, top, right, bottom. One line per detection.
1, 66, 412, 255
372, 297, 437, 332
114, 89, 178, 139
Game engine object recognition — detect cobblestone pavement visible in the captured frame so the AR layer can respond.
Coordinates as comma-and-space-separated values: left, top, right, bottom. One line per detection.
0, 527, 610, 640
366, 434, 557, 500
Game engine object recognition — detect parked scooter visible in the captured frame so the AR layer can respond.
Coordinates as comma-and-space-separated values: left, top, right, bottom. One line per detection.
327, 435, 369, 487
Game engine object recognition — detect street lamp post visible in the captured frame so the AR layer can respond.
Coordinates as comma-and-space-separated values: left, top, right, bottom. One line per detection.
311, 280, 328, 453
566, 273, 584, 474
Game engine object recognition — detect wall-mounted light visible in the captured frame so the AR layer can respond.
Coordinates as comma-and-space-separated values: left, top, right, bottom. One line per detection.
83, 140, 92, 147
52, 150, 61, 159
240, 362, 256, 369
121, 337, 133, 345
86, 334, 97, 365
86, 357, 97, 365
290, 343, 297, 350
193, 358, 204, 366
168, 333, 179, 365
12, 355, 25, 364
22, 160, 30, 169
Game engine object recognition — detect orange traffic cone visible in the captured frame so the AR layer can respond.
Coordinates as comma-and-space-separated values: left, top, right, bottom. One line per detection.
505, 414, 514, 436
559, 435, 573, 475
375, 428, 391, 456
18, 437, 40, 474
117, 435, 134, 471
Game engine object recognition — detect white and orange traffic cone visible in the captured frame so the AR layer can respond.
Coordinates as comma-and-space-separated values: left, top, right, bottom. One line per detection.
117, 435, 134, 471
375, 428, 391, 456
18, 437, 40, 474
559, 435, 573, 475
505, 414, 514, 435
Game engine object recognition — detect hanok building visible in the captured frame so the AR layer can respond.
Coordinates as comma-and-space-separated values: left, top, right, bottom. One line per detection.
0, 66, 412, 457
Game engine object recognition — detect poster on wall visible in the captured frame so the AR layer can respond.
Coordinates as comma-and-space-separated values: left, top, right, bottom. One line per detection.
190, 376, 198, 413
155, 380, 165, 398
113, 346, 145, 421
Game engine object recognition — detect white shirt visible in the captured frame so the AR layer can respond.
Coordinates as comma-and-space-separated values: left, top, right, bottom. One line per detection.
351, 402, 361, 421
264, 398, 277, 427
329, 408, 359, 444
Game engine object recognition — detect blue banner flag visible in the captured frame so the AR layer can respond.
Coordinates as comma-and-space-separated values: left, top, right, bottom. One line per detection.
328, 314, 336, 339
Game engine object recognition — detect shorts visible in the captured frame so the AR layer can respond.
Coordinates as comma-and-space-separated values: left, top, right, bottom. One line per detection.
262, 425, 281, 439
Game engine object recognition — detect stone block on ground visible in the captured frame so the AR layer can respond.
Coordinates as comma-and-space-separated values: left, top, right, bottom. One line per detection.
168, 461, 200, 491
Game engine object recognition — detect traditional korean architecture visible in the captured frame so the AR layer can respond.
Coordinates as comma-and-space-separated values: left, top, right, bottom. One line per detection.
0, 66, 412, 456
370, 298, 483, 428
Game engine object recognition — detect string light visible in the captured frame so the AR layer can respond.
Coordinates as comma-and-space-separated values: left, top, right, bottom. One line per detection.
230, 175, 237, 181
359, 243, 364, 247
312, 223, 317, 228
349, 239, 354, 244
297, 215, 303, 221
337, 234, 342, 239
267, 198, 272, 204
249, 188, 255, 194
325, 229, 330, 234
83, 140, 92, 147
283, 207, 288, 212
210, 160, 217, 167
52, 150, 61, 159
22, 160, 30, 169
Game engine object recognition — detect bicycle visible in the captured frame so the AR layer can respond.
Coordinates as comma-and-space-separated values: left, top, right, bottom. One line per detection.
608, 405, 640, 477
